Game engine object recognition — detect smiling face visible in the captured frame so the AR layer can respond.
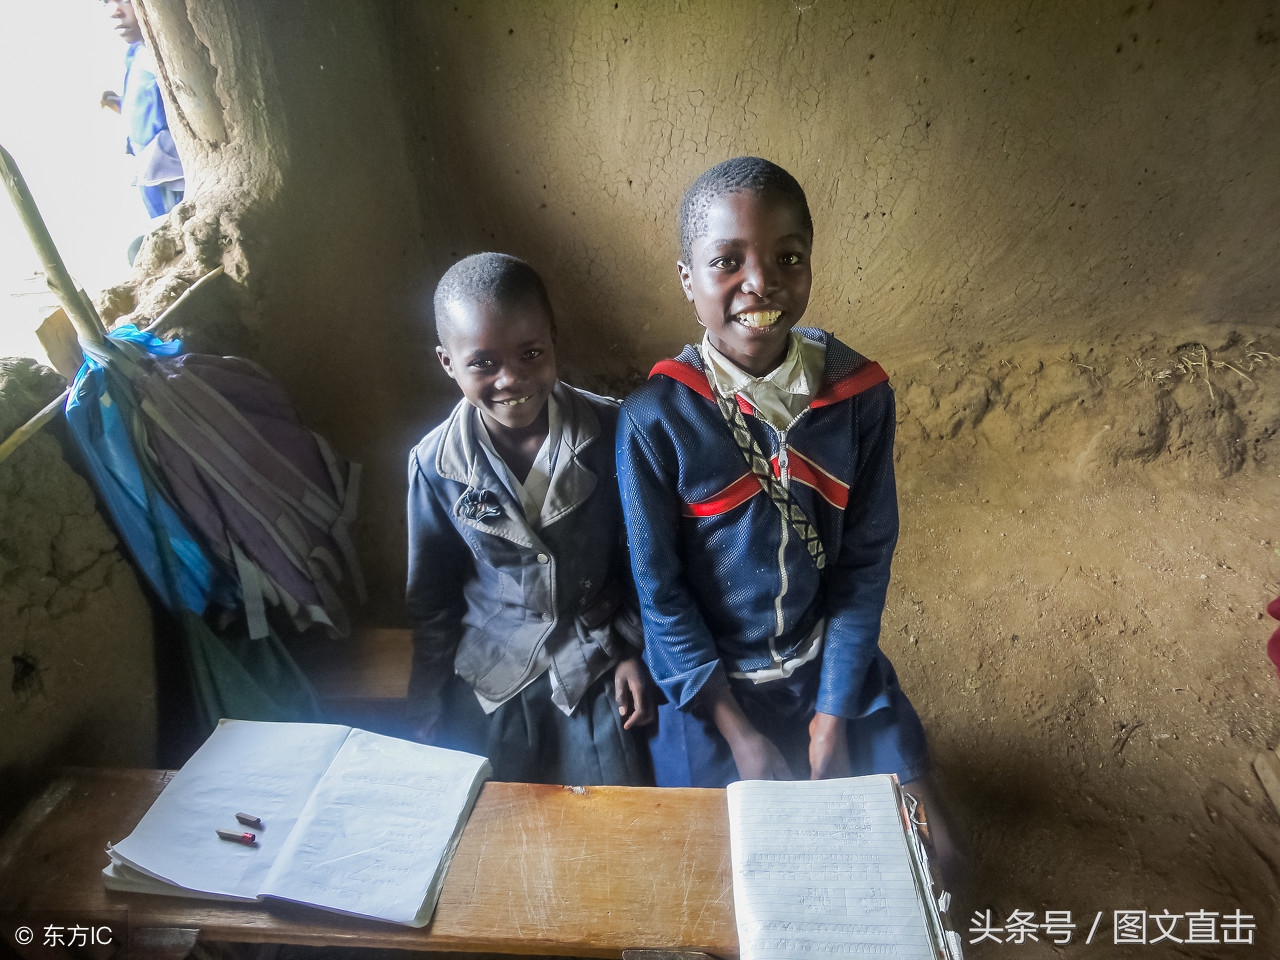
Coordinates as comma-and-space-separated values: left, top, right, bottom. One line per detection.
677, 190, 813, 377
436, 293, 558, 439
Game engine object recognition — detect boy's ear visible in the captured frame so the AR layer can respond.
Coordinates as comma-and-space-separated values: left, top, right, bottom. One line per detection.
676, 260, 695, 303
436, 344, 458, 380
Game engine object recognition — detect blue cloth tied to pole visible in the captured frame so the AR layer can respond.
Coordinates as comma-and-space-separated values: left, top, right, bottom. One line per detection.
64, 325, 318, 732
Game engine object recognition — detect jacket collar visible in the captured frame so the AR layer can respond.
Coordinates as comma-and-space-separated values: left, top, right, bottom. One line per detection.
436, 381, 600, 545
649, 326, 888, 408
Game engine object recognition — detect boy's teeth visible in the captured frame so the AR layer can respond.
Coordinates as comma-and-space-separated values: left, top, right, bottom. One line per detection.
736, 310, 782, 328
499, 397, 528, 406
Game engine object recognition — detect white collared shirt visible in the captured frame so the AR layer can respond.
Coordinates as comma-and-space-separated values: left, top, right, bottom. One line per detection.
700, 330, 826, 432
475, 394, 562, 528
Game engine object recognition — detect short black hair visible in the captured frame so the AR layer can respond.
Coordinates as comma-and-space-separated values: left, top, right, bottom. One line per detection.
678, 156, 814, 262
433, 252, 554, 344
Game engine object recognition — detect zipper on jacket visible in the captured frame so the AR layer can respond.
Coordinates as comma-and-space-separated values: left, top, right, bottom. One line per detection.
760, 407, 810, 663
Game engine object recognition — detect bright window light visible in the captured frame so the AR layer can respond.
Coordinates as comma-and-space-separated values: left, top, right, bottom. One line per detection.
1, 0, 156, 361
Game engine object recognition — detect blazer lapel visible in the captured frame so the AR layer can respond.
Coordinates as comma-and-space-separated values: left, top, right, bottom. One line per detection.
437, 400, 539, 549
540, 384, 599, 527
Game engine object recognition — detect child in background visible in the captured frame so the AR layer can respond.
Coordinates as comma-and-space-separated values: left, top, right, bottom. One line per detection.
618, 157, 946, 841
100, 0, 185, 220
407, 252, 653, 785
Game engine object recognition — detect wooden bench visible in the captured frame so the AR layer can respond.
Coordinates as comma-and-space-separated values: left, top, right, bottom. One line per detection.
291, 626, 414, 702
0, 768, 736, 959
290, 627, 414, 731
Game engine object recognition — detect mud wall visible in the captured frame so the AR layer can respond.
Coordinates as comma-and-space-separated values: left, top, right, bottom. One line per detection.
131, 0, 438, 617
0, 362, 156, 823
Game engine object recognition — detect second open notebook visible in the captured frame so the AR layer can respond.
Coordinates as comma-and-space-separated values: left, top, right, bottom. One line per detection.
726, 774, 963, 960
104, 719, 491, 927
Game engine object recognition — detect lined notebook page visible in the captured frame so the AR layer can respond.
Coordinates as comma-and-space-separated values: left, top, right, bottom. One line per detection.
259, 728, 491, 926
726, 776, 938, 960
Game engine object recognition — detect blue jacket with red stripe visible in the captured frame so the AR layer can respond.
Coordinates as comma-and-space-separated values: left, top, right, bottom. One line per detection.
616, 328, 900, 721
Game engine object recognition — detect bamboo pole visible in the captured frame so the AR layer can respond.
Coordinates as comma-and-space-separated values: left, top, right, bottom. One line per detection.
0, 389, 70, 466
0, 142, 109, 347
0, 264, 232, 465
144, 265, 227, 333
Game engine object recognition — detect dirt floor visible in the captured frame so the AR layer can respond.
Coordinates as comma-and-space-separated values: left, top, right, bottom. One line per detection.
877, 325, 1280, 958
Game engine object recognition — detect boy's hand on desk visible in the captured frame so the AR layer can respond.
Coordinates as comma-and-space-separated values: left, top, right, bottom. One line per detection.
730, 731, 794, 781
613, 655, 655, 729
705, 681, 794, 779
808, 712, 853, 780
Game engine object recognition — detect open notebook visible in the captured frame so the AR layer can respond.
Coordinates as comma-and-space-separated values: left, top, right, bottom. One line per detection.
727, 775, 963, 960
104, 719, 491, 927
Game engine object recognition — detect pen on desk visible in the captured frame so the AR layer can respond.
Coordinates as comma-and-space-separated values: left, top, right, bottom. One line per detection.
235, 813, 264, 829
217, 828, 258, 846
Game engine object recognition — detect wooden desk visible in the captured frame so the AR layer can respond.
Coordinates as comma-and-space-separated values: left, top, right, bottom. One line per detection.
0, 769, 736, 958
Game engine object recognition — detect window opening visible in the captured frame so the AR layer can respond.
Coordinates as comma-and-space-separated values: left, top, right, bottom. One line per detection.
1, 0, 158, 360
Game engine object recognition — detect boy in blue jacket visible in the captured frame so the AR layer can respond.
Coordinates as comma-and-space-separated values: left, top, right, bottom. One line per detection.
407, 253, 652, 785
617, 157, 939, 815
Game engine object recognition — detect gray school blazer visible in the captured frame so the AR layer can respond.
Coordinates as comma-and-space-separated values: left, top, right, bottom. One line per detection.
405, 382, 641, 718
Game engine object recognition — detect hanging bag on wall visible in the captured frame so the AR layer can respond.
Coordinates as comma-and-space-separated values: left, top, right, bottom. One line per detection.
129, 344, 367, 640
77, 325, 367, 641
64, 328, 238, 615
67, 327, 321, 731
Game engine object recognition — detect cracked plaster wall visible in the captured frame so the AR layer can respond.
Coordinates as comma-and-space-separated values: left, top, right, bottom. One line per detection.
0, 362, 156, 823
